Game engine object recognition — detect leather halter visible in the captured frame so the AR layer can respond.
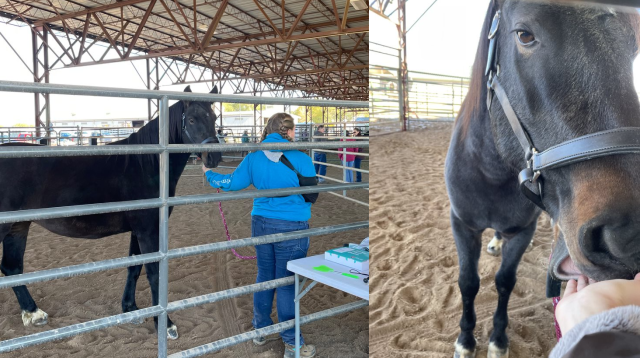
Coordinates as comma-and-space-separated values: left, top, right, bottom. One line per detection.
485, 10, 640, 211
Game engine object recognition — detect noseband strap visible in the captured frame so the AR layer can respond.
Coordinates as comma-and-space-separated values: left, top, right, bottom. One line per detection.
486, 9, 640, 211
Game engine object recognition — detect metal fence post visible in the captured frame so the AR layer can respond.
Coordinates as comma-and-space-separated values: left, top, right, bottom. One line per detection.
342, 145, 347, 197
158, 96, 170, 358
398, 49, 405, 131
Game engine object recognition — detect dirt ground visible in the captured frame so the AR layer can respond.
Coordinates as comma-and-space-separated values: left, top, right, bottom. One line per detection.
0, 154, 369, 358
369, 123, 557, 358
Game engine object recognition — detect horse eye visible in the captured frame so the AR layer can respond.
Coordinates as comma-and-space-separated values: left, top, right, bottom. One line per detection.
189, 118, 195, 124
517, 31, 535, 45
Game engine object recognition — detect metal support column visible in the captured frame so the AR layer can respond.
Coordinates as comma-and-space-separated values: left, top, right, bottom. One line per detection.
147, 58, 160, 121
253, 103, 257, 143
32, 27, 50, 140
397, 0, 409, 131
157, 96, 170, 358
397, 50, 405, 131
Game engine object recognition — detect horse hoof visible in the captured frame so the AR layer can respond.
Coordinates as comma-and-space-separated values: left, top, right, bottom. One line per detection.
454, 341, 477, 358
167, 324, 179, 340
22, 309, 49, 327
487, 236, 502, 257
525, 240, 534, 253
487, 342, 509, 358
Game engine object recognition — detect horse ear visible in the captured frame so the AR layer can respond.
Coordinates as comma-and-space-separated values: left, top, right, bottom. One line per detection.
210, 85, 218, 94
182, 86, 192, 108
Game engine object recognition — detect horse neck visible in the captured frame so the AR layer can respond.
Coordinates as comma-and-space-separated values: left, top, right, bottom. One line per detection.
126, 105, 191, 186
455, 95, 514, 180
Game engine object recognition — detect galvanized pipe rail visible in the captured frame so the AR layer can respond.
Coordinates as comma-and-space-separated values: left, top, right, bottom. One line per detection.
0, 83, 369, 358
0, 81, 365, 108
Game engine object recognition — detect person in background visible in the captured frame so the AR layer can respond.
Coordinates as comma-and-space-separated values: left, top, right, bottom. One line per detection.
339, 130, 357, 183
313, 124, 327, 183
202, 113, 317, 358
241, 130, 250, 157
353, 127, 363, 182
216, 128, 226, 144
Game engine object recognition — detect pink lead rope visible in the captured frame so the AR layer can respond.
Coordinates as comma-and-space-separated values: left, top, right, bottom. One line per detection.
217, 188, 256, 260
552, 296, 562, 341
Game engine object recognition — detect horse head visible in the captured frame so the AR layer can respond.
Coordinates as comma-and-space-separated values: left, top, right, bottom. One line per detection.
487, 0, 640, 282
181, 85, 222, 168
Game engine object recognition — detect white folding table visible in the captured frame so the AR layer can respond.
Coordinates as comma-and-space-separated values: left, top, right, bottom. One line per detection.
287, 254, 369, 358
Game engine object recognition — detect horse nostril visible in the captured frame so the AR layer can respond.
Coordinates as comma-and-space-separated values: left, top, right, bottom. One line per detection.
580, 216, 640, 270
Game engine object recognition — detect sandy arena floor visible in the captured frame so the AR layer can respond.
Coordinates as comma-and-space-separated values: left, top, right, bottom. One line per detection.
370, 123, 557, 358
0, 155, 369, 358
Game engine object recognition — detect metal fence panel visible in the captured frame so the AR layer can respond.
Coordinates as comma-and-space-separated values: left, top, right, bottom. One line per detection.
0, 83, 369, 358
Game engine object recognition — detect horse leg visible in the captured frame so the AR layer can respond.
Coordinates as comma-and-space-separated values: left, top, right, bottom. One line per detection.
488, 221, 537, 358
122, 233, 144, 324
136, 233, 178, 340
0, 222, 48, 327
451, 213, 483, 358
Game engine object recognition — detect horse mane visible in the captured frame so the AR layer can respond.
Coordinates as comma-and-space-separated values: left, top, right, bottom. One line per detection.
456, 0, 497, 139
108, 101, 186, 171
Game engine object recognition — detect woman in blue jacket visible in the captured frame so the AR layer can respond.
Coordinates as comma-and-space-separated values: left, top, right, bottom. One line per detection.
202, 113, 317, 358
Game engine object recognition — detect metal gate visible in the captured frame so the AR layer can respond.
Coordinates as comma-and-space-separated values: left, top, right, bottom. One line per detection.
0, 80, 369, 358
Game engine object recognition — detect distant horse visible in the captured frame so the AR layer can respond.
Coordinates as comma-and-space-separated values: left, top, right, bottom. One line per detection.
0, 86, 222, 340
445, 1, 640, 357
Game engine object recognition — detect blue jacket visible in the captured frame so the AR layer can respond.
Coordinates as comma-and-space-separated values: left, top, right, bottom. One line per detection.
205, 133, 315, 221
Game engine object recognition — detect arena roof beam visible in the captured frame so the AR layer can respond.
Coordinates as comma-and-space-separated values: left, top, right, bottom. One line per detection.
200, 0, 228, 50
67, 26, 368, 67
286, 0, 313, 38
177, 64, 367, 84
32, 0, 151, 26
125, 0, 157, 58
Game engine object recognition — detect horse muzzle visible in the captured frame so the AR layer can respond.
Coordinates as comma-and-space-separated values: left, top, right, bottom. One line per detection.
199, 137, 222, 168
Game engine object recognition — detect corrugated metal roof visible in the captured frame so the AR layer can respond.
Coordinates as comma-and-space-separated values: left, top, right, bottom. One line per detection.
0, 0, 368, 100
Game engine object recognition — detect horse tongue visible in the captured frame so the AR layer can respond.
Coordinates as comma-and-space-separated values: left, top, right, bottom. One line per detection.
559, 256, 598, 284
560, 256, 581, 277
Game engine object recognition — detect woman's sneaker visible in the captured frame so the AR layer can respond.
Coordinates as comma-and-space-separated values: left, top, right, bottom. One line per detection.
283, 343, 316, 358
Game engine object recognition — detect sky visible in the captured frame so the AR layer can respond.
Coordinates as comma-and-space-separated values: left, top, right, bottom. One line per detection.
371, 0, 491, 77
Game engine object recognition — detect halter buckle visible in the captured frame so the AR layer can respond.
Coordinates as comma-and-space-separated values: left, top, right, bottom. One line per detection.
488, 11, 501, 40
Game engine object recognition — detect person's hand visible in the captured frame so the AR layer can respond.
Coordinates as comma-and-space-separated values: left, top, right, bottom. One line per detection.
202, 164, 209, 174
555, 273, 640, 333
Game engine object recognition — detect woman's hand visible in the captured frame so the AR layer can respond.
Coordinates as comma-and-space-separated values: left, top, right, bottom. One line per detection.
556, 273, 640, 333
202, 164, 209, 174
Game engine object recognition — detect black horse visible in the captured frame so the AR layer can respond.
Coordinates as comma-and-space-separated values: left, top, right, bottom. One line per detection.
446, 1, 640, 357
0, 86, 222, 340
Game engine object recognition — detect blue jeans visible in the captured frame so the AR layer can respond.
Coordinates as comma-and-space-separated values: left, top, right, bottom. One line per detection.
252, 215, 310, 346
343, 160, 355, 182
354, 156, 362, 182
313, 152, 327, 177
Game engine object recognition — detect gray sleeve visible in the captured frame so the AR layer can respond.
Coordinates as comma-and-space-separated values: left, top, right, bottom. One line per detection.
549, 305, 640, 358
